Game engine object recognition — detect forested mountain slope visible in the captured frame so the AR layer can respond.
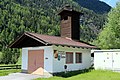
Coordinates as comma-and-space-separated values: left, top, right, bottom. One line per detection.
74, 0, 111, 14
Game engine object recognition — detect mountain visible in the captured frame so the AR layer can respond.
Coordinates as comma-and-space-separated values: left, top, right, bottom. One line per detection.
12, 0, 109, 41
0, 0, 111, 64
74, 0, 111, 14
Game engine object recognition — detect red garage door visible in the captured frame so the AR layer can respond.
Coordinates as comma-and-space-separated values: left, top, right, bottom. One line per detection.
28, 50, 44, 75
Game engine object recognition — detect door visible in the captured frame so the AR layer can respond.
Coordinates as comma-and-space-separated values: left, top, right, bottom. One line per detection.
28, 50, 44, 75
113, 52, 120, 70
104, 52, 113, 70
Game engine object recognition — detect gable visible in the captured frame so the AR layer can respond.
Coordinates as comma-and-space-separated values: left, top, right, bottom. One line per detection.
9, 33, 48, 48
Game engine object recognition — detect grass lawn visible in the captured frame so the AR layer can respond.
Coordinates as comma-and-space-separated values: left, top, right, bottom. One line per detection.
35, 70, 120, 80
0, 69, 21, 76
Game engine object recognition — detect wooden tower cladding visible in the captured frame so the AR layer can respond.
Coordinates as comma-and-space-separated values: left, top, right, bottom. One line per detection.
58, 6, 83, 41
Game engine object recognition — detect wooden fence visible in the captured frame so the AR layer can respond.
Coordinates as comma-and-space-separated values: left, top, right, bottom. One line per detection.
0, 65, 21, 70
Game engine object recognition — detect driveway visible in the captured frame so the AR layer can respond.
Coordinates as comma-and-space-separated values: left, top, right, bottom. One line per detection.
0, 73, 51, 80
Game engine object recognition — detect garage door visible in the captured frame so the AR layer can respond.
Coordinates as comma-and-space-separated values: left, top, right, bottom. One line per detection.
28, 50, 44, 75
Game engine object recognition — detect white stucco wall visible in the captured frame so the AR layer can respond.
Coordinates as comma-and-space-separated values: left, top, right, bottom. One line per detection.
22, 48, 28, 70
44, 46, 53, 73
22, 46, 53, 73
22, 45, 92, 73
52, 45, 91, 73
94, 50, 120, 70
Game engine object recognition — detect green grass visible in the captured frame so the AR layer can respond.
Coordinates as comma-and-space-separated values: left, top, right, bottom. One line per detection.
0, 69, 21, 76
35, 70, 120, 80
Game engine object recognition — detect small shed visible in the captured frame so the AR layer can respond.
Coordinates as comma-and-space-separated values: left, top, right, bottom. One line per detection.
93, 50, 120, 71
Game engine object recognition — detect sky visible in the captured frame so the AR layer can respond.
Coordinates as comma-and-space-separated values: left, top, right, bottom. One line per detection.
100, 0, 120, 7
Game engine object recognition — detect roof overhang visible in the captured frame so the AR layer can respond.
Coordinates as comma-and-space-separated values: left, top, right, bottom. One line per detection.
8, 32, 49, 48
58, 5, 83, 15
9, 32, 98, 49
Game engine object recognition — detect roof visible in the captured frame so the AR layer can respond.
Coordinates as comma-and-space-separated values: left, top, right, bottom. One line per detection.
91, 49, 120, 53
9, 32, 97, 49
58, 5, 83, 15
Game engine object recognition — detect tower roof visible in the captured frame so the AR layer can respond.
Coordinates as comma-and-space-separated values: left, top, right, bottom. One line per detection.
58, 5, 83, 15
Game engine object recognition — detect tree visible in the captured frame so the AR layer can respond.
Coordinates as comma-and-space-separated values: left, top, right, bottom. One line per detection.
95, 3, 120, 49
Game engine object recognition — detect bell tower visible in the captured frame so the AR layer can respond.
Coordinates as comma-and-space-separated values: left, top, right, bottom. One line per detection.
58, 5, 83, 41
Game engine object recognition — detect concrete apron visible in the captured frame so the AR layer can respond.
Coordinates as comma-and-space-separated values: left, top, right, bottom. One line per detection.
0, 72, 53, 80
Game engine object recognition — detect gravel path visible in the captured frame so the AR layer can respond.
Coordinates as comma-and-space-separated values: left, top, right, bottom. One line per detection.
0, 73, 50, 80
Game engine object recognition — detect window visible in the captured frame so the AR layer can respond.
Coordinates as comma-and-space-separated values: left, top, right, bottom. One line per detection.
66, 52, 73, 64
64, 16, 68, 20
76, 53, 82, 63
54, 50, 58, 59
